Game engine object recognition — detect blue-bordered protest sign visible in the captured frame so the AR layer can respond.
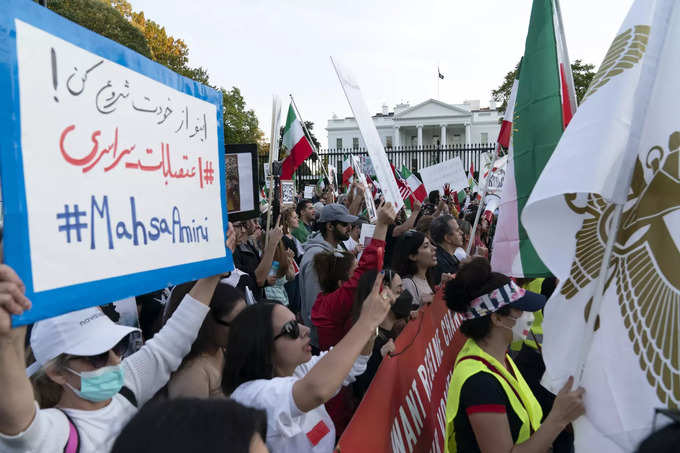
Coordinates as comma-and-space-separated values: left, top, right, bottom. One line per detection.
0, 0, 233, 325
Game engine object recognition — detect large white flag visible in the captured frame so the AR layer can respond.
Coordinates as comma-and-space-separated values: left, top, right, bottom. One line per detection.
522, 0, 680, 450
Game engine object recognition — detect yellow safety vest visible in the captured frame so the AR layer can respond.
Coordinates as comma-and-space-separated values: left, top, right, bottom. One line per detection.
511, 278, 545, 352
445, 339, 543, 453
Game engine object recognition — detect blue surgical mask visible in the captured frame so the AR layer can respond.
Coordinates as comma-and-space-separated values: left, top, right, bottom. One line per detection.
66, 365, 125, 402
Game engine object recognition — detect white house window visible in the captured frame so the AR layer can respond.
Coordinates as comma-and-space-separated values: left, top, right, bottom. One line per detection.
481, 132, 489, 143
353, 137, 359, 149
336, 138, 343, 149
386, 136, 393, 148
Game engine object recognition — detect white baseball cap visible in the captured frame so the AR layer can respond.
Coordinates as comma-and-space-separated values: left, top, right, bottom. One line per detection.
28, 306, 139, 376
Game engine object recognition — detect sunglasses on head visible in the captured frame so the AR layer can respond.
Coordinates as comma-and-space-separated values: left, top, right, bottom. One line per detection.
274, 319, 300, 341
66, 334, 130, 369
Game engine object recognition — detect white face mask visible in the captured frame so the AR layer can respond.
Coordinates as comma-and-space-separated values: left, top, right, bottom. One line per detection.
504, 312, 535, 342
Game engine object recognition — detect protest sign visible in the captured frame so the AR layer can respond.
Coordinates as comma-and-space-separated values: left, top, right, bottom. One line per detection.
351, 156, 377, 223
281, 180, 295, 206
338, 293, 465, 453
331, 58, 403, 212
225, 144, 259, 221
303, 185, 315, 199
419, 157, 468, 195
0, 1, 232, 324
359, 223, 376, 247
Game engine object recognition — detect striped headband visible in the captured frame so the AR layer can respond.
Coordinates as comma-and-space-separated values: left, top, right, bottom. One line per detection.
462, 281, 526, 320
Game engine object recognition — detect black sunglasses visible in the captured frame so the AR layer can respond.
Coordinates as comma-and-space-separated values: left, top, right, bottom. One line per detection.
274, 319, 300, 341
66, 334, 130, 368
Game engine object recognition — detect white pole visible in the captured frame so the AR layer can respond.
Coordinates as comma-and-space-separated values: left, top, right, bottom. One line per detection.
466, 148, 498, 254
574, 202, 624, 385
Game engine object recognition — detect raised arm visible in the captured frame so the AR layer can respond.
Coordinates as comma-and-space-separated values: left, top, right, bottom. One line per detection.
255, 221, 284, 287
293, 273, 393, 412
0, 265, 35, 436
393, 199, 422, 237
348, 183, 366, 216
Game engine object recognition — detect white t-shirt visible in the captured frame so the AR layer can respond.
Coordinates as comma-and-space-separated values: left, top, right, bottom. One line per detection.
231, 352, 368, 453
0, 295, 209, 453
454, 247, 468, 262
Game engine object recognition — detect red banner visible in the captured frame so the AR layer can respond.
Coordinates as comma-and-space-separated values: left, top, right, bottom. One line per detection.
337, 292, 466, 453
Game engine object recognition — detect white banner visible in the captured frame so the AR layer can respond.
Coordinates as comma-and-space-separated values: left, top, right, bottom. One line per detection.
331, 58, 403, 212
419, 157, 468, 194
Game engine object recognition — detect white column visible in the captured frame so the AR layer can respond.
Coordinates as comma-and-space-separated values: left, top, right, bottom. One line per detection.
417, 124, 423, 149
394, 126, 400, 147
440, 124, 447, 146
465, 122, 471, 145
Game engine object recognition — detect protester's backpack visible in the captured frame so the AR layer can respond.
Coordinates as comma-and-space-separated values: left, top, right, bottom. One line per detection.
59, 386, 137, 453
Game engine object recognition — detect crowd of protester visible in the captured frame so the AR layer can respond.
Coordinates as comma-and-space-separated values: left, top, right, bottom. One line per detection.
0, 179, 676, 453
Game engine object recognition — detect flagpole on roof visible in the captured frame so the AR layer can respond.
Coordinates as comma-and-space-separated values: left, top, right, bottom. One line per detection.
289, 94, 334, 195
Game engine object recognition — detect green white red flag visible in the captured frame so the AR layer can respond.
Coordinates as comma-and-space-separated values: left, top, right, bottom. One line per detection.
342, 156, 354, 186
523, 1, 679, 450
281, 103, 314, 180
491, 0, 576, 277
401, 166, 427, 203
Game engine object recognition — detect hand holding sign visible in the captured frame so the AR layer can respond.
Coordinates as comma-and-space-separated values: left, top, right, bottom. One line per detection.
0, 265, 31, 335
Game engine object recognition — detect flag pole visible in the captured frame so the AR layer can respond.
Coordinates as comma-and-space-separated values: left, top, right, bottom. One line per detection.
289, 94, 334, 194
265, 96, 282, 249
466, 147, 499, 254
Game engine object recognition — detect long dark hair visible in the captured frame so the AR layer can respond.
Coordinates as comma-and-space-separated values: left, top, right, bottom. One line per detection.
111, 398, 267, 453
163, 282, 245, 363
391, 231, 435, 291
222, 302, 277, 394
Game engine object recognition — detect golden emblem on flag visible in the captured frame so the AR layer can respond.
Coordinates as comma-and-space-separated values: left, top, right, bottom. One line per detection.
582, 25, 651, 103
561, 131, 680, 408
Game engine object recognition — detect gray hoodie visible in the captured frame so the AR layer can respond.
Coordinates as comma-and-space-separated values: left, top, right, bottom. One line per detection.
299, 231, 336, 348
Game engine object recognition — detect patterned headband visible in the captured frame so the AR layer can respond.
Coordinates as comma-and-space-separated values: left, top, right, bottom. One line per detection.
462, 281, 526, 320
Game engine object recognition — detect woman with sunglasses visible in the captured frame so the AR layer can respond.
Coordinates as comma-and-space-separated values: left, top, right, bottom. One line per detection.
0, 255, 229, 451
224, 272, 395, 453
164, 282, 247, 399
391, 230, 437, 306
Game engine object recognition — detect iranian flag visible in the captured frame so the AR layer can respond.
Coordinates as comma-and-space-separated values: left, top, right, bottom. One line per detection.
401, 166, 426, 203
523, 1, 678, 450
281, 104, 314, 180
342, 156, 354, 186
491, 0, 577, 278
496, 60, 521, 153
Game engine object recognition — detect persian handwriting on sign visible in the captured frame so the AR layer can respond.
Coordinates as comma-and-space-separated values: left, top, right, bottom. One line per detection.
59, 124, 215, 188
51, 49, 208, 142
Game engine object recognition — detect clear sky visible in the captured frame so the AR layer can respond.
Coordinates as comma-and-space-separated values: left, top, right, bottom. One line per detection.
128, 0, 634, 148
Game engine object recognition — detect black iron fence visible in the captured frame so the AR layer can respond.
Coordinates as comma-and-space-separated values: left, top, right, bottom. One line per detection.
293, 143, 496, 191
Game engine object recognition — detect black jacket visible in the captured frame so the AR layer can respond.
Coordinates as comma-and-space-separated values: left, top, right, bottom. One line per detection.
431, 244, 460, 286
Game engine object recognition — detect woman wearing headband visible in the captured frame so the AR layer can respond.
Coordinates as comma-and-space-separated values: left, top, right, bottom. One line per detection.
223, 273, 395, 453
443, 258, 585, 453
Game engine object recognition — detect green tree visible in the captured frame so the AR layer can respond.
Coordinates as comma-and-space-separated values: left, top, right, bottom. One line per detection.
47, 0, 151, 58
222, 87, 262, 145
492, 59, 596, 112
48, 0, 263, 146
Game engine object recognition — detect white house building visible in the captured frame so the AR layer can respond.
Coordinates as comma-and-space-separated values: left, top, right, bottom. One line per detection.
326, 99, 502, 149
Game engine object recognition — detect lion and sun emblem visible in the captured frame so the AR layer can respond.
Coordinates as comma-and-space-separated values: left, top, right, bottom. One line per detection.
560, 131, 680, 409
